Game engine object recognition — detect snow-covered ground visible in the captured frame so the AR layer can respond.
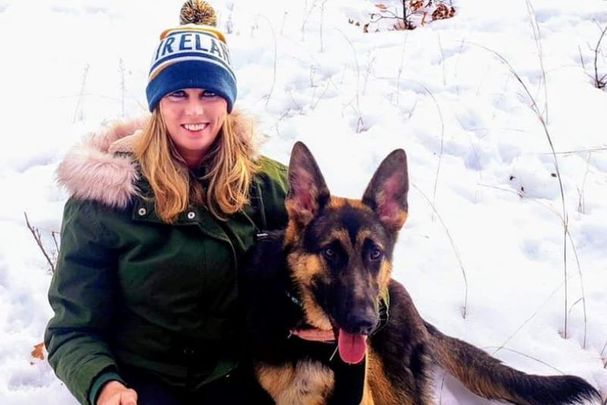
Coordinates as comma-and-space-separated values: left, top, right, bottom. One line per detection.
1, 0, 606, 403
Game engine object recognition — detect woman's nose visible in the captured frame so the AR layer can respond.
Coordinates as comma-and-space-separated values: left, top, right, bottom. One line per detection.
184, 98, 204, 115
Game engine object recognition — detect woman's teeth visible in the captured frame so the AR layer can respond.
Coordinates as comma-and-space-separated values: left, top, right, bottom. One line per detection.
183, 123, 206, 131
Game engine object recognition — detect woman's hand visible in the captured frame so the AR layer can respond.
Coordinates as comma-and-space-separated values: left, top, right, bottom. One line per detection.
97, 381, 138, 405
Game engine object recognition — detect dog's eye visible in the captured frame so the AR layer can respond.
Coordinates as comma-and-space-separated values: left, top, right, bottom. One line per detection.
369, 247, 383, 261
322, 247, 336, 259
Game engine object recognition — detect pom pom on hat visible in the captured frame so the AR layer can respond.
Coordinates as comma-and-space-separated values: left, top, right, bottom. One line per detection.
146, 0, 237, 112
180, 0, 217, 26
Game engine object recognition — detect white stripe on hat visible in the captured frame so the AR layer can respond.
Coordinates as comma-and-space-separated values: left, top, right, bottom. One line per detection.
149, 31, 234, 81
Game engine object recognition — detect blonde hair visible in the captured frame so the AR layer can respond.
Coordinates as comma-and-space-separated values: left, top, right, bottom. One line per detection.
134, 110, 258, 223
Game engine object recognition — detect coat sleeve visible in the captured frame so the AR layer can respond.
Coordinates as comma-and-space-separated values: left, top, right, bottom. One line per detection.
45, 198, 124, 405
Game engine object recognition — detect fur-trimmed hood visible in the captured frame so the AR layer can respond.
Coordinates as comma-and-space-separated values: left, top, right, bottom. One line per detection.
57, 111, 260, 208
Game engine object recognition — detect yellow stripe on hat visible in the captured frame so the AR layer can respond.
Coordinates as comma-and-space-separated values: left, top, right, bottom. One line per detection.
160, 24, 226, 43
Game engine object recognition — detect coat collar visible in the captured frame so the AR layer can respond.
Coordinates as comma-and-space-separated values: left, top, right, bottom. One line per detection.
57, 111, 260, 209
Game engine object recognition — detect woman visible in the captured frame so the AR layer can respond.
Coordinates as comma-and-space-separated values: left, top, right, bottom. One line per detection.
45, 1, 287, 404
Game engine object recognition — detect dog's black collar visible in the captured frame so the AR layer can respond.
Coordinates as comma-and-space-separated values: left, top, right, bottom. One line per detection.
370, 292, 390, 336
285, 288, 304, 309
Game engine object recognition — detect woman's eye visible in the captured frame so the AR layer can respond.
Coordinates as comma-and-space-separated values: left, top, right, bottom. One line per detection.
168, 90, 186, 98
203, 91, 218, 98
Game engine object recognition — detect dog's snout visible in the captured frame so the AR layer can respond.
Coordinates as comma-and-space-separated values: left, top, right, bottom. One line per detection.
344, 307, 378, 335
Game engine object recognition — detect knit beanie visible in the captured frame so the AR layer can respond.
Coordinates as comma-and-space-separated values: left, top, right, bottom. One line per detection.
146, 0, 237, 112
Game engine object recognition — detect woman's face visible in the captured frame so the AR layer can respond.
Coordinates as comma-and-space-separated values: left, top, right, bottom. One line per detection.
159, 88, 228, 168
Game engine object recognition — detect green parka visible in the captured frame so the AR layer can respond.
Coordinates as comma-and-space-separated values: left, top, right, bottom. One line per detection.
45, 115, 288, 404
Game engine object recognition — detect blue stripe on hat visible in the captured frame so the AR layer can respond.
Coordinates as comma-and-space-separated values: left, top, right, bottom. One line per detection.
146, 60, 237, 112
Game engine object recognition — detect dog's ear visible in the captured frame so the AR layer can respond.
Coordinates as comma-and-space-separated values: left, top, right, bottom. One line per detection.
286, 142, 330, 226
362, 149, 409, 232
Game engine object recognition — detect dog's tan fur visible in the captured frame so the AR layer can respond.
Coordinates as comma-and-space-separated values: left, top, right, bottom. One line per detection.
256, 361, 335, 405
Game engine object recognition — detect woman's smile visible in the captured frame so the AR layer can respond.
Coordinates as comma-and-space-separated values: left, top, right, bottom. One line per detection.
182, 122, 209, 132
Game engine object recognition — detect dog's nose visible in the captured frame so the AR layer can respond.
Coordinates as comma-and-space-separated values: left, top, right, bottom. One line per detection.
344, 310, 377, 335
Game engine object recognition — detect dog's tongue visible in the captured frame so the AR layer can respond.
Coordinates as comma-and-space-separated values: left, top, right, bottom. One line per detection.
337, 329, 367, 364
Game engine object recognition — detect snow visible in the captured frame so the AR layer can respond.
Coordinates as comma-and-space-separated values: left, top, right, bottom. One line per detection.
1, 0, 606, 403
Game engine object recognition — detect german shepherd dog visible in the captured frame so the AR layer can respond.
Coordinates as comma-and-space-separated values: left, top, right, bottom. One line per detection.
242, 142, 600, 405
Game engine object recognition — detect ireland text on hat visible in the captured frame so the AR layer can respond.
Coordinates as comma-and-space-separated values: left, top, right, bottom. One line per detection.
149, 31, 233, 80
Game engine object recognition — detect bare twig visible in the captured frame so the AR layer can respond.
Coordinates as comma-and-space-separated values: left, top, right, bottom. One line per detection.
393, 31, 409, 105
24, 212, 56, 273
52, 231, 60, 252
301, 0, 320, 41
493, 281, 564, 355
368, 1, 454, 31
476, 43, 570, 339
73, 64, 89, 123
525, 0, 549, 122
368, 4, 411, 30
225, 4, 234, 34
279, 11, 288, 36
437, 33, 447, 86
489, 347, 567, 374
577, 152, 593, 214
453, 37, 468, 97
413, 185, 469, 318
579, 45, 587, 71
478, 183, 588, 348
301, 0, 309, 39
256, 15, 278, 108
438, 371, 447, 404
568, 297, 583, 314
538, 146, 607, 156
272, 111, 290, 139
319, 0, 328, 53
394, 78, 445, 205
566, 231, 588, 348
362, 54, 377, 96
310, 75, 334, 110
337, 29, 364, 132
421, 86, 446, 210
601, 340, 607, 368
593, 24, 607, 89
118, 58, 126, 117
